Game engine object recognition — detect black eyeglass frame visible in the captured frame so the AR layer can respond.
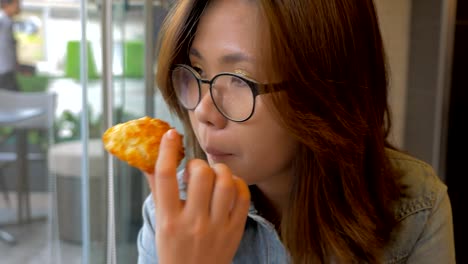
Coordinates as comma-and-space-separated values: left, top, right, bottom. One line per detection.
171, 64, 270, 122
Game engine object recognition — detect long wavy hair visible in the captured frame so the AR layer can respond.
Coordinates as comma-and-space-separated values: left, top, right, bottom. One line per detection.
155, 0, 400, 262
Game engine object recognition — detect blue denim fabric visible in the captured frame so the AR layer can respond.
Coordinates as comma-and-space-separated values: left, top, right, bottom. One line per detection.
137, 149, 455, 264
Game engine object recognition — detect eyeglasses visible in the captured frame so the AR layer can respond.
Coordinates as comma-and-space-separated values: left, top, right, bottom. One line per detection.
171, 64, 269, 122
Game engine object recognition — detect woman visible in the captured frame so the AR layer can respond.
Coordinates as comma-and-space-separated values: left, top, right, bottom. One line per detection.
138, 0, 456, 263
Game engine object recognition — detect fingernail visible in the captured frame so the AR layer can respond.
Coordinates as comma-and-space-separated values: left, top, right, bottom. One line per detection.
166, 129, 177, 140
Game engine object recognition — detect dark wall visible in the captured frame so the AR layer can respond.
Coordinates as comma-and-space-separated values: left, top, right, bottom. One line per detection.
446, 1, 468, 263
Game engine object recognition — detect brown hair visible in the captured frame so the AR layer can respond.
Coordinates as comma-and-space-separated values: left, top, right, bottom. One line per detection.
155, 0, 400, 263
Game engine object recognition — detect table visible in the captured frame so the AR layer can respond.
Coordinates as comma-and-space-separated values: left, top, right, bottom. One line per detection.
0, 108, 44, 245
0, 109, 44, 124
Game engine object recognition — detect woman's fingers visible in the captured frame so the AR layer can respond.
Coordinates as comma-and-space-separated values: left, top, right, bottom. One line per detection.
154, 129, 184, 219
184, 159, 216, 217
210, 164, 236, 224
183, 162, 250, 226
229, 176, 251, 227
153, 132, 251, 237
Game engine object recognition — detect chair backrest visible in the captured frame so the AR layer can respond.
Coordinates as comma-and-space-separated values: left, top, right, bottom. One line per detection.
0, 90, 57, 130
65, 41, 99, 80
124, 40, 144, 78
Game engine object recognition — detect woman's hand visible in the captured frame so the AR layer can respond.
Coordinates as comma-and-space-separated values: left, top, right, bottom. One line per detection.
146, 129, 251, 264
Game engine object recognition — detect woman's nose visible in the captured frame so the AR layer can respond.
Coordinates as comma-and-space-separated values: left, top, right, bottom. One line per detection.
193, 84, 228, 129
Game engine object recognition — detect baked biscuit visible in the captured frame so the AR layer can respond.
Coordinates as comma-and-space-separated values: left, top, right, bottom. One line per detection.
102, 116, 185, 174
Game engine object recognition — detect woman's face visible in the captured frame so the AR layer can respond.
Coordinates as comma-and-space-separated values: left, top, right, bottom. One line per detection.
187, 0, 298, 187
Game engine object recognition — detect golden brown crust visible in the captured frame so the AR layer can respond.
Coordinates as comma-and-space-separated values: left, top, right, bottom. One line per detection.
102, 116, 185, 174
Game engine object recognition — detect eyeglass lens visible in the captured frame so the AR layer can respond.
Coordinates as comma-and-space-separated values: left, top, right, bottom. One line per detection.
172, 66, 255, 121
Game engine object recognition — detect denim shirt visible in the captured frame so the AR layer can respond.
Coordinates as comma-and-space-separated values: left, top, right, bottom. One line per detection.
137, 149, 456, 263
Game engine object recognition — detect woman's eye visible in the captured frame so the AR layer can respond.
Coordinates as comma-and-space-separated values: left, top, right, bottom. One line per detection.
231, 76, 249, 87
192, 66, 203, 75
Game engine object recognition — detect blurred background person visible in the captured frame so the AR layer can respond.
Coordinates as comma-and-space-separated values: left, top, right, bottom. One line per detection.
0, 0, 20, 91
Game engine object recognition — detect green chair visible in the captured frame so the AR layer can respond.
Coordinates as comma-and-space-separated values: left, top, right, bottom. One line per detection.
65, 41, 99, 80
123, 40, 144, 78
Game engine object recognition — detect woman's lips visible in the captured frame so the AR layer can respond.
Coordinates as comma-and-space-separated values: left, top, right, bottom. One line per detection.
205, 147, 232, 162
